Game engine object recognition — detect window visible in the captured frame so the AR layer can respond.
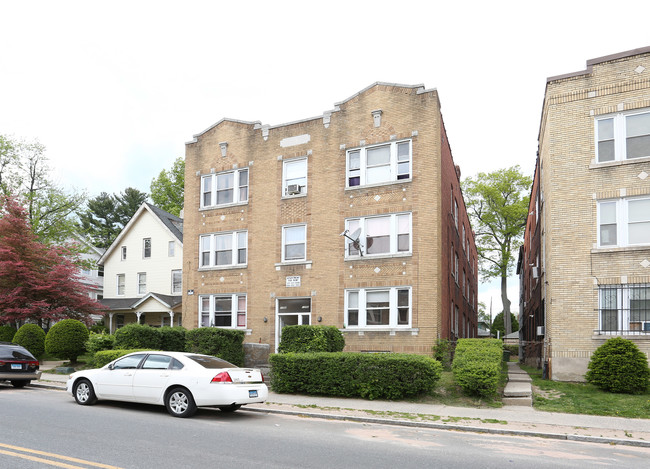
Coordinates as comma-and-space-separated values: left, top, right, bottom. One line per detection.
345, 213, 411, 257
200, 231, 247, 268
142, 354, 172, 370
283, 158, 307, 196
199, 294, 247, 328
598, 284, 650, 333
117, 274, 125, 296
143, 238, 151, 258
346, 140, 411, 187
345, 287, 411, 328
121, 246, 127, 261
137, 273, 146, 295
201, 168, 248, 208
171, 270, 182, 294
168, 241, 175, 257
282, 224, 306, 262
462, 225, 466, 251
596, 109, 650, 162
598, 197, 650, 247
454, 199, 458, 229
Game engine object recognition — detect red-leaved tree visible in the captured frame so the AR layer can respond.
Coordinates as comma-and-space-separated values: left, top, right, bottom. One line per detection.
0, 196, 104, 327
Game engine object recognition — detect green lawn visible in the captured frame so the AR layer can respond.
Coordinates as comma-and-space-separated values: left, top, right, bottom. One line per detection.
520, 364, 650, 418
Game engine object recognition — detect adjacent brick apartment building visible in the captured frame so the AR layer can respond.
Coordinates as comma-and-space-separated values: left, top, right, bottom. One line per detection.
522, 47, 650, 380
182, 83, 478, 353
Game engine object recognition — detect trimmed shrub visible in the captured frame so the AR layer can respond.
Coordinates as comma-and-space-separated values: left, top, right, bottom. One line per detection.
114, 324, 162, 350
432, 339, 453, 371
586, 337, 650, 394
45, 319, 89, 363
185, 327, 245, 366
270, 352, 442, 400
85, 332, 115, 354
90, 324, 109, 334
160, 326, 186, 351
0, 325, 17, 342
93, 349, 152, 368
452, 339, 503, 397
278, 325, 345, 353
13, 324, 46, 358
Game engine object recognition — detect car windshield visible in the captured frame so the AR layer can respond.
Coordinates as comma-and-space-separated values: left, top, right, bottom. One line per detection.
187, 354, 235, 369
0, 346, 35, 361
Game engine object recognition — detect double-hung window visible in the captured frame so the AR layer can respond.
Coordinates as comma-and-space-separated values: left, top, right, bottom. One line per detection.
117, 274, 125, 296
346, 140, 411, 187
598, 197, 650, 247
283, 158, 307, 196
599, 284, 650, 333
596, 109, 650, 162
201, 168, 249, 208
143, 238, 151, 258
200, 231, 247, 268
121, 246, 127, 261
171, 270, 182, 294
199, 293, 247, 328
345, 213, 411, 258
345, 287, 411, 328
282, 224, 306, 262
137, 273, 146, 295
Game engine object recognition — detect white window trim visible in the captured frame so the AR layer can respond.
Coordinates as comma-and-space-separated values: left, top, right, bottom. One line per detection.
595, 109, 650, 163
120, 246, 127, 261
198, 293, 247, 329
282, 157, 308, 197
171, 269, 182, 295
344, 212, 412, 259
598, 284, 650, 333
116, 274, 125, 296
344, 286, 412, 329
199, 230, 248, 269
200, 168, 249, 209
597, 197, 650, 248
282, 224, 307, 263
143, 238, 151, 259
168, 241, 175, 257
346, 139, 412, 188
137, 272, 146, 295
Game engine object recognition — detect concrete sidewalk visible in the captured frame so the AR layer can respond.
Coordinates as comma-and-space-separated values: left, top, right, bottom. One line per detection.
34, 369, 650, 447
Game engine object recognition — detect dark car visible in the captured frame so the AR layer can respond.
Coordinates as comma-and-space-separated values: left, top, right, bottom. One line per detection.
0, 342, 41, 388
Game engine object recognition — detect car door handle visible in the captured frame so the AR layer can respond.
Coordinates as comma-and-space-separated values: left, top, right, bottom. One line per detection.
160, 374, 169, 378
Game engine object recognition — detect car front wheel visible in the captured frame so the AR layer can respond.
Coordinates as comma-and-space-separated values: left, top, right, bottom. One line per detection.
11, 380, 30, 388
73, 379, 97, 405
165, 387, 197, 418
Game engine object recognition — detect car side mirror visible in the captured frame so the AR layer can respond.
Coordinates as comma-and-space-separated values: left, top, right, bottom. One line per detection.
108, 363, 115, 370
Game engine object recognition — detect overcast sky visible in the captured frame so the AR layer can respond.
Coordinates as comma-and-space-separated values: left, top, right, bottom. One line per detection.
2, 0, 649, 317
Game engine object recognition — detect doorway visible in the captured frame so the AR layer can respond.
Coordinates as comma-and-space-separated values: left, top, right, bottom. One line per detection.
276, 297, 311, 351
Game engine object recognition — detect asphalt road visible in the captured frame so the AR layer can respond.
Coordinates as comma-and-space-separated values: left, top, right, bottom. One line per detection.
2, 384, 650, 468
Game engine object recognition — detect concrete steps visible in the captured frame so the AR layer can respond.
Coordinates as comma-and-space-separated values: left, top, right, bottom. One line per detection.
503, 362, 532, 406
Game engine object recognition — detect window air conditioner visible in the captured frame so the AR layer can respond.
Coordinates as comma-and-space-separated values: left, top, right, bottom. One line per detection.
532, 267, 539, 279
287, 184, 301, 195
536, 326, 545, 336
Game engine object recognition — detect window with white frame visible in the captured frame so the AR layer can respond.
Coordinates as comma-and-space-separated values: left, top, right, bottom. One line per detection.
345, 287, 411, 328
596, 109, 650, 162
345, 213, 411, 257
282, 224, 306, 262
117, 274, 125, 296
346, 140, 411, 187
168, 241, 175, 257
200, 230, 247, 268
599, 284, 650, 333
598, 197, 650, 247
143, 238, 151, 258
137, 273, 146, 295
201, 168, 249, 208
171, 270, 182, 294
283, 158, 307, 196
121, 246, 127, 261
199, 294, 247, 328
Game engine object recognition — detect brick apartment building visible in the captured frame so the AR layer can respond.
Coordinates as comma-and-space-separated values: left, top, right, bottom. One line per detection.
182, 83, 478, 353
520, 47, 650, 380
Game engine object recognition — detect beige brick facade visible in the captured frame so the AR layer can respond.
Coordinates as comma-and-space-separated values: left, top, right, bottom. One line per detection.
182, 83, 477, 353
537, 48, 650, 380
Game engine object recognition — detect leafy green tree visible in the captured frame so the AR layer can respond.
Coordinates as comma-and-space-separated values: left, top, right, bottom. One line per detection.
462, 166, 532, 335
150, 157, 184, 217
491, 312, 519, 339
45, 319, 90, 364
115, 187, 148, 227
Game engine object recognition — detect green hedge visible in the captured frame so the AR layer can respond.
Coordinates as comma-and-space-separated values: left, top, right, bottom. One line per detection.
452, 339, 503, 397
278, 325, 345, 353
93, 349, 152, 368
114, 324, 162, 350
45, 319, 89, 363
185, 327, 245, 366
270, 352, 442, 400
13, 324, 46, 358
85, 332, 115, 354
0, 325, 17, 342
160, 326, 186, 351
586, 337, 650, 394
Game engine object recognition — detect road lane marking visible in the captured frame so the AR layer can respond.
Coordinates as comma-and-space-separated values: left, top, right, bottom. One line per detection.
0, 443, 123, 469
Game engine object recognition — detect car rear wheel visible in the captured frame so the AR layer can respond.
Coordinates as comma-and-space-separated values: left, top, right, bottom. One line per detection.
73, 379, 97, 405
165, 387, 197, 418
11, 380, 29, 388
218, 404, 241, 412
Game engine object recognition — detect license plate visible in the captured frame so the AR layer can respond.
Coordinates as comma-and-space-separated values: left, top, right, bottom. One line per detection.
249, 390, 258, 398
11, 364, 22, 370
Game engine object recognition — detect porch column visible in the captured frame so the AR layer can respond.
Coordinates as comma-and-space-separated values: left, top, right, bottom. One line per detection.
108, 313, 114, 334
135, 311, 142, 324
168, 311, 175, 326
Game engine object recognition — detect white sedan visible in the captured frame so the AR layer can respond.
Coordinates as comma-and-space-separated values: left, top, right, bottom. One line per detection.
66, 351, 268, 418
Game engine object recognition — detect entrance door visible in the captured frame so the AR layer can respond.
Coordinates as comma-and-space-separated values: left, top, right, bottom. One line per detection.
276, 297, 311, 351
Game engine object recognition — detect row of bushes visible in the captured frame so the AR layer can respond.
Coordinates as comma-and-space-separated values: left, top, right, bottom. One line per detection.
270, 352, 442, 400
2, 321, 90, 363
452, 339, 503, 397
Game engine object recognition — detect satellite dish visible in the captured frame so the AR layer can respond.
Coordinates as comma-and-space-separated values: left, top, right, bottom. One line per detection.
340, 227, 364, 256
349, 228, 361, 241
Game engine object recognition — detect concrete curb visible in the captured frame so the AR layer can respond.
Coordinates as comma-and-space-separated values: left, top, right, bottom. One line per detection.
242, 406, 650, 448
